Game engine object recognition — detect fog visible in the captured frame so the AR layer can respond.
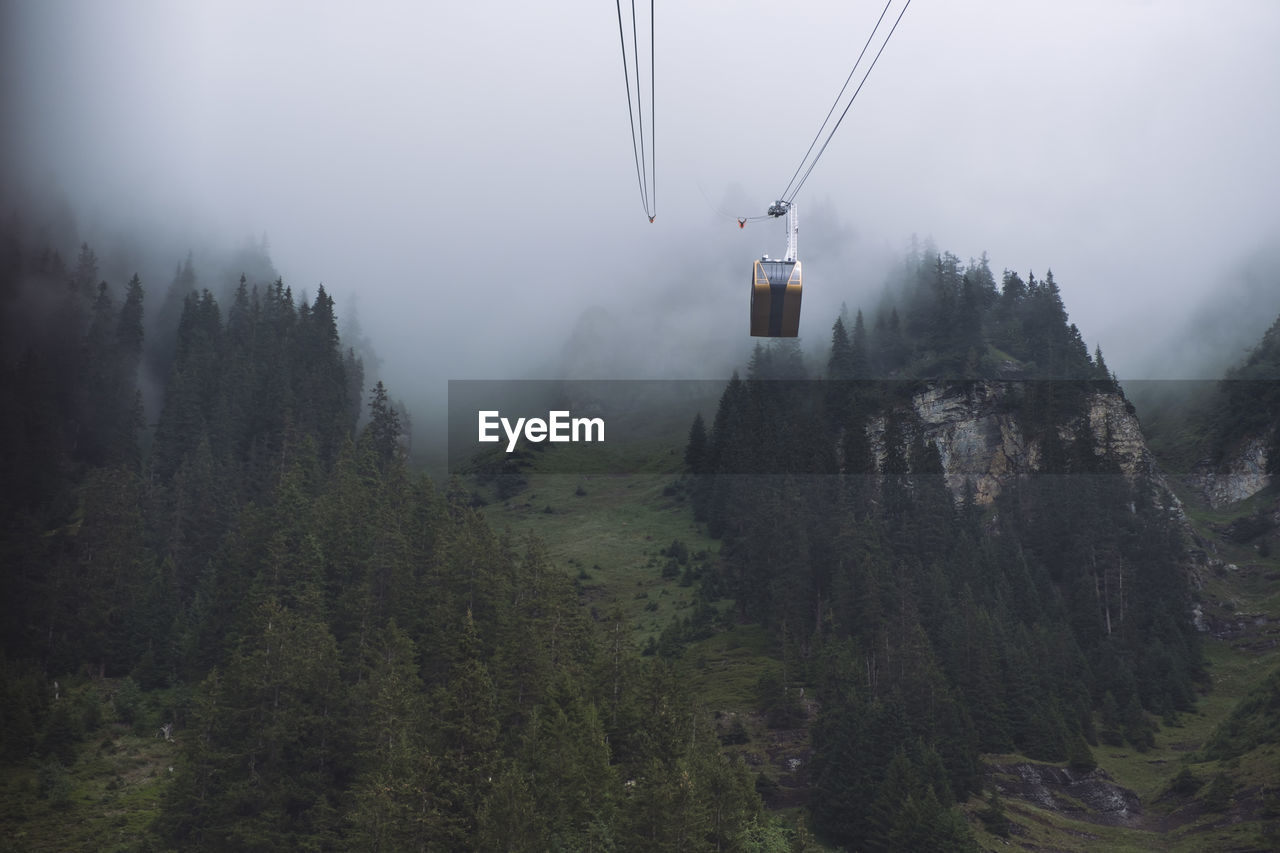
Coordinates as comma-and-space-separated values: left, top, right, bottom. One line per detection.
5, 1, 1280, 444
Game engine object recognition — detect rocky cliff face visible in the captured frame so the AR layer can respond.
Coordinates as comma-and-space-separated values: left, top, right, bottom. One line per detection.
1189, 435, 1272, 508
866, 381, 1166, 506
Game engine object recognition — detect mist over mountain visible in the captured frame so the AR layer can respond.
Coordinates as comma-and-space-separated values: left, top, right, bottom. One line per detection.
1128, 243, 1280, 382
6, 2, 1279, 399
4, 2, 1280, 849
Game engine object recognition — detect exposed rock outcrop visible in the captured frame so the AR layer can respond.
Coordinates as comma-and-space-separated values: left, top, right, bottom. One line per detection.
908, 382, 1027, 504
866, 381, 1164, 506
1189, 435, 1272, 508
989, 761, 1142, 828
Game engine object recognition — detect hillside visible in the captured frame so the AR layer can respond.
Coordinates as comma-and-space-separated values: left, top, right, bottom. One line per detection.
474, 246, 1231, 850
479, 443, 1280, 852
0, 233, 786, 850
475, 295, 1280, 851
2, 228, 1278, 851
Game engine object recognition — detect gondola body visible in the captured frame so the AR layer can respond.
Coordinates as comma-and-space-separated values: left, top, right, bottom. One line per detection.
750, 257, 803, 337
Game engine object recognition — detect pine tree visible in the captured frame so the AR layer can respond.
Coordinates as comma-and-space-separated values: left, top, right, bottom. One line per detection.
850, 309, 870, 379
957, 273, 985, 369
117, 274, 145, 361
876, 307, 907, 371
50, 466, 150, 676
430, 611, 500, 844
477, 762, 548, 852
161, 599, 347, 850
1094, 344, 1112, 382
151, 252, 198, 384
521, 682, 617, 847
685, 412, 708, 473
72, 242, 99, 298
348, 621, 452, 851
361, 381, 403, 470
828, 316, 853, 380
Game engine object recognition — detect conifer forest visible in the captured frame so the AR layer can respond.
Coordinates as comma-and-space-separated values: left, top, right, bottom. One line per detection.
4, 4, 1280, 850
3, 225, 1279, 851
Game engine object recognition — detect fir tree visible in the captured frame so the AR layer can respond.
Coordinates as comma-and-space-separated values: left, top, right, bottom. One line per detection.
362, 381, 403, 470
828, 315, 853, 380
685, 412, 708, 473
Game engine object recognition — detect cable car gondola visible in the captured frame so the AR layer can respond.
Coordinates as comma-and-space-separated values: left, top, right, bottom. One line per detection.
750, 202, 802, 337
610, 0, 914, 338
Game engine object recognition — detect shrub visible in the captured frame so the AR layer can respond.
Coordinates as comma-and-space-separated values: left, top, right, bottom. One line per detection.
1168, 766, 1202, 796
36, 759, 72, 807
979, 791, 1010, 837
719, 716, 749, 745
1202, 772, 1235, 812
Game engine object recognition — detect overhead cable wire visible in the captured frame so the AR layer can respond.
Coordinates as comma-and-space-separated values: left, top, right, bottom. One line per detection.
650, 0, 656, 219
615, 0, 656, 220
631, 0, 651, 216
777, 0, 894, 204
783, 0, 913, 205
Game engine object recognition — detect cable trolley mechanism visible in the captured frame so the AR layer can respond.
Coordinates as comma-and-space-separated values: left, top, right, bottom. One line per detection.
609, 0, 914, 337
750, 202, 802, 337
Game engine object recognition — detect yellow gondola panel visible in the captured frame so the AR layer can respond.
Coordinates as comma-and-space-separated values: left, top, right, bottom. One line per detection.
750, 258, 803, 337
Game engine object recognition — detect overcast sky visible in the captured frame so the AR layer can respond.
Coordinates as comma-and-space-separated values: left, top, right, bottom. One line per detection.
5, 0, 1280, 403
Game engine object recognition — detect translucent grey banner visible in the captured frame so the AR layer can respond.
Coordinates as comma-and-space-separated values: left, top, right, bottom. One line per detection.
447, 379, 724, 476
446, 378, 1277, 480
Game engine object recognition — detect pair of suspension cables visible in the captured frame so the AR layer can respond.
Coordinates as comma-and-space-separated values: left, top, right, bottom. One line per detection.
775, 0, 913, 210
615, 0, 912, 225
615, 0, 656, 222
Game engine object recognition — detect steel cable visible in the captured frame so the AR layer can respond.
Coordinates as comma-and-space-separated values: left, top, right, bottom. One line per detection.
778, 0, 894, 204
784, 0, 912, 205
615, 0, 655, 220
